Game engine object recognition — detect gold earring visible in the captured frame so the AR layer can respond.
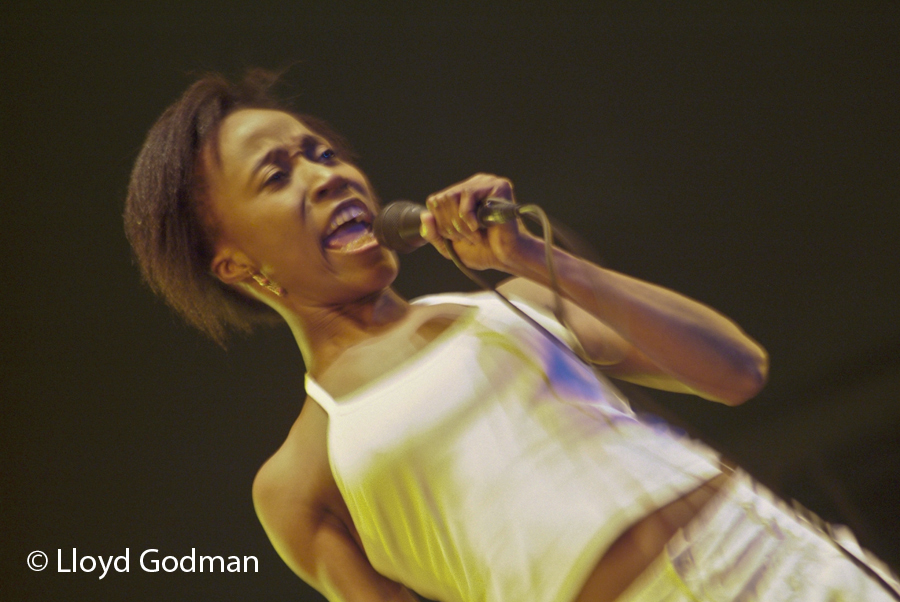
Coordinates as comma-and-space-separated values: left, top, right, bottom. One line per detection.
252, 273, 286, 297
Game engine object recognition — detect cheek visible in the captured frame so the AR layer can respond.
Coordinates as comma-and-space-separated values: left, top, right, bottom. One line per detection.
345, 166, 375, 196
225, 200, 311, 253
254, 224, 322, 271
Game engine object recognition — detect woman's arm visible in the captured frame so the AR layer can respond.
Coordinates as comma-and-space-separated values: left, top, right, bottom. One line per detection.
253, 439, 420, 601
496, 269, 767, 405
421, 173, 768, 406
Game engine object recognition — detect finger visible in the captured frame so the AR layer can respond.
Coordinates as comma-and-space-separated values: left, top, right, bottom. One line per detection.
442, 189, 480, 244
427, 194, 464, 241
419, 211, 439, 244
490, 177, 514, 202
458, 189, 481, 234
419, 212, 452, 259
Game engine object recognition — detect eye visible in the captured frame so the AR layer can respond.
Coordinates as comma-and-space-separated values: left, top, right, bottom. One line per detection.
317, 147, 336, 162
264, 169, 288, 187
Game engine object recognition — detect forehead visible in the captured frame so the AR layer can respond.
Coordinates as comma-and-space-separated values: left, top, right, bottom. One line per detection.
215, 108, 316, 166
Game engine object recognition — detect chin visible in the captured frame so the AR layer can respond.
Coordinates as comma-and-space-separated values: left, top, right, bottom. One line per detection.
348, 251, 401, 299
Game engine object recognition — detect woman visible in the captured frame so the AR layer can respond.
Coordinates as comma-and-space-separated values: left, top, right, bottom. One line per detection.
125, 72, 897, 601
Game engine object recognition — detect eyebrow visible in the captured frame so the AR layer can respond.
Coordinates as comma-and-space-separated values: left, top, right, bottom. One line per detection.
248, 134, 327, 183
250, 147, 284, 181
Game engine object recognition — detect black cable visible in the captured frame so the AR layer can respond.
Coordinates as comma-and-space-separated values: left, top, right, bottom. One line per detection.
440, 201, 900, 600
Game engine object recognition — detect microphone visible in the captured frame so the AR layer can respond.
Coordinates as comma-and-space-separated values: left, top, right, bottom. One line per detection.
373, 199, 520, 253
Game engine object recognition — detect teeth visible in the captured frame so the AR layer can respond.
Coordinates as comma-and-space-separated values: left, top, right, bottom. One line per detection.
327, 205, 366, 235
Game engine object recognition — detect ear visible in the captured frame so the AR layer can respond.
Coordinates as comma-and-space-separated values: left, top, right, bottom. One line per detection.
210, 246, 256, 286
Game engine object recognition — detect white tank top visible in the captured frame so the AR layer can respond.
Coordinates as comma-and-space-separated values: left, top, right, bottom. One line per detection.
305, 292, 721, 602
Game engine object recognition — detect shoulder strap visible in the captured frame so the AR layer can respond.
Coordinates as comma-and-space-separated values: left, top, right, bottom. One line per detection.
304, 373, 340, 415
410, 291, 487, 307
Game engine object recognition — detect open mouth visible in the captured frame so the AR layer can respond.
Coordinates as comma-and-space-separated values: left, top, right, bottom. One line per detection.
322, 201, 376, 252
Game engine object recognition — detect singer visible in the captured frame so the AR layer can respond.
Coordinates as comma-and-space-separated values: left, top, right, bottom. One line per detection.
124, 72, 898, 602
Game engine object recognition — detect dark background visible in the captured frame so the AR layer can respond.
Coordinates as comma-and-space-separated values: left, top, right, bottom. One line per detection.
3, 2, 899, 600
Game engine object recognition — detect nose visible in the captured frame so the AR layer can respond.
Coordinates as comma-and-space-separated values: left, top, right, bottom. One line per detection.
308, 167, 349, 203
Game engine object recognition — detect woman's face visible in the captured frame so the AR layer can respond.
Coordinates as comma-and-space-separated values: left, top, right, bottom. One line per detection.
201, 109, 399, 307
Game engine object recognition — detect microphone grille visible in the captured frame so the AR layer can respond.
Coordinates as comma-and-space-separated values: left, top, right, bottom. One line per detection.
373, 201, 426, 253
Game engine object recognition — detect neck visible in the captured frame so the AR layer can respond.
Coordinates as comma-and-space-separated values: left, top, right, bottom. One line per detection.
283, 287, 411, 376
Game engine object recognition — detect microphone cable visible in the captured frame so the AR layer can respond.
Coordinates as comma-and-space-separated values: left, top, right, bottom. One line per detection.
439, 198, 900, 601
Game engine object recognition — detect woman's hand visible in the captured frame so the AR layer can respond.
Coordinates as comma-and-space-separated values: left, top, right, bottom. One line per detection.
422, 173, 767, 404
420, 173, 537, 273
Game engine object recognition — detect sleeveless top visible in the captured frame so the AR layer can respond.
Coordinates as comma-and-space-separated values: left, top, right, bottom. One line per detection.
305, 292, 722, 602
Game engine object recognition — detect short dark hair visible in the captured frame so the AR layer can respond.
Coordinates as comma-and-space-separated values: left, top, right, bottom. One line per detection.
123, 70, 355, 346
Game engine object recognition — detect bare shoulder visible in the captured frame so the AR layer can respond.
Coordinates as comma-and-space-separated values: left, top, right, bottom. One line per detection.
252, 397, 347, 579
253, 398, 416, 600
253, 395, 333, 500
495, 276, 555, 308
496, 276, 633, 368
